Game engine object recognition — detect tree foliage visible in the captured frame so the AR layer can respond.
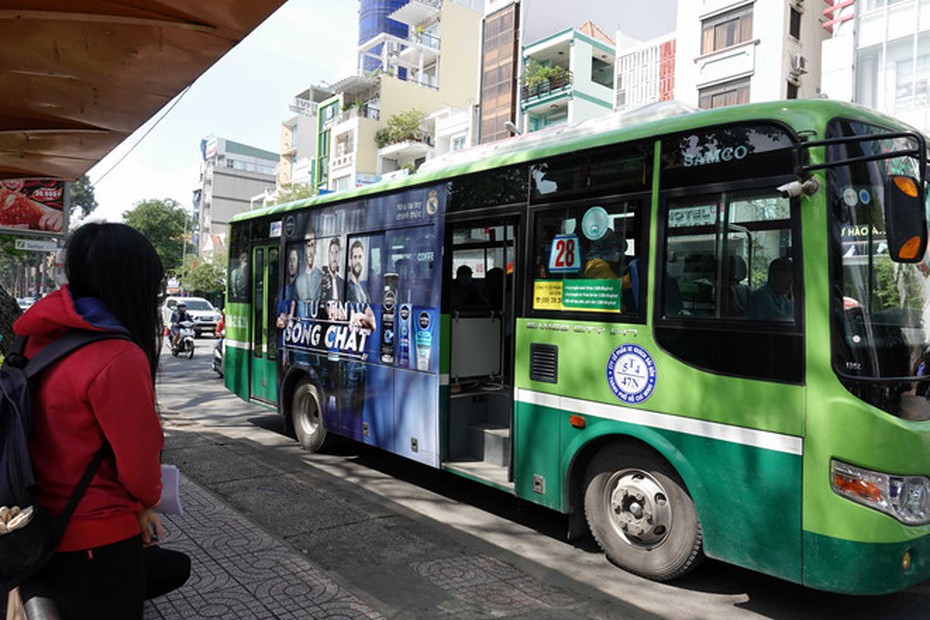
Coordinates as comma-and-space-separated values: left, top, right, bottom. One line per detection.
374, 109, 426, 148
521, 60, 569, 89
179, 252, 227, 296
122, 198, 191, 274
69, 175, 99, 225
269, 183, 315, 206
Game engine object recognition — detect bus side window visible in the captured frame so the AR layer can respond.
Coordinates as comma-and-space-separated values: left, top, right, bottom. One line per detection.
531, 199, 645, 318
658, 191, 802, 382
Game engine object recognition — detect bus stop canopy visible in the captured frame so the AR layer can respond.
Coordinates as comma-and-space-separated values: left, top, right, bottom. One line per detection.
0, 1, 286, 181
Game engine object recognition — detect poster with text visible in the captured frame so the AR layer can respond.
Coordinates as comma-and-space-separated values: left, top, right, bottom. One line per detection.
0, 179, 66, 235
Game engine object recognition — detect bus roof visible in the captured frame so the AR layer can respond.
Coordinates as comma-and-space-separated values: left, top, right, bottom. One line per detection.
233, 98, 917, 223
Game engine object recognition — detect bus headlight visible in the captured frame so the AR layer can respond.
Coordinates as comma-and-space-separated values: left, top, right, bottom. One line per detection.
831, 460, 930, 525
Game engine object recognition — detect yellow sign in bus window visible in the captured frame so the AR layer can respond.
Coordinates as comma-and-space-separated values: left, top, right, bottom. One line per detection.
533, 280, 622, 312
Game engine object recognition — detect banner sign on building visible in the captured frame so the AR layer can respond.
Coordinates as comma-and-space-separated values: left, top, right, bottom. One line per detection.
0, 179, 67, 235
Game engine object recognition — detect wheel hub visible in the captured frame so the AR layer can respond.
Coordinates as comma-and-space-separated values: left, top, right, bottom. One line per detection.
609, 471, 672, 547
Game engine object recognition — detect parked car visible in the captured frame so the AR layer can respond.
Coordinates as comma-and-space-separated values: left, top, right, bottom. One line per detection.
161, 296, 222, 337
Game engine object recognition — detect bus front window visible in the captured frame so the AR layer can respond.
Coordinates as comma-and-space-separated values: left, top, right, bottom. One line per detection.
827, 119, 930, 420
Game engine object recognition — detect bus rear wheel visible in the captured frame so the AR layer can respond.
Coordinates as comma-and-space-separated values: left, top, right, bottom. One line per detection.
291, 379, 327, 452
583, 445, 703, 581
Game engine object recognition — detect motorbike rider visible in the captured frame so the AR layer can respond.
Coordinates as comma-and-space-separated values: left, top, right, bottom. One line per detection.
169, 302, 192, 350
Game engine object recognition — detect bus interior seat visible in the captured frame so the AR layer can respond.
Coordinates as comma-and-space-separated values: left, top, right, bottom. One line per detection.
729, 255, 749, 316
664, 273, 683, 316
682, 253, 716, 314
451, 315, 502, 387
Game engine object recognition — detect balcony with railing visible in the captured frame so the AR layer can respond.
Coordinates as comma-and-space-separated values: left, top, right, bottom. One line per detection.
520, 70, 573, 105
336, 105, 381, 124
388, 0, 442, 29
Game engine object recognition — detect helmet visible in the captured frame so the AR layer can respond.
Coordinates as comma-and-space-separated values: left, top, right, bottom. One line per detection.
177, 302, 187, 309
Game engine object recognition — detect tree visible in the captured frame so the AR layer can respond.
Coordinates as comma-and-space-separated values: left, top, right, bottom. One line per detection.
69, 175, 98, 224
179, 253, 227, 298
122, 198, 190, 274
269, 183, 315, 206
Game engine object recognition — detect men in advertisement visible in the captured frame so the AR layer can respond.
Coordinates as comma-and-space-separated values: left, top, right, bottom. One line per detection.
275, 246, 300, 331
320, 236, 345, 304
294, 230, 322, 310
342, 238, 375, 436
347, 239, 377, 332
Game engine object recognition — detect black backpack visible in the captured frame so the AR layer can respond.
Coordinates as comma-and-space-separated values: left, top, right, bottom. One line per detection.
0, 330, 128, 591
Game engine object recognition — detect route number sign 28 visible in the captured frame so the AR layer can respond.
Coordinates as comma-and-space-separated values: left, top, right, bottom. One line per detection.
548, 235, 581, 274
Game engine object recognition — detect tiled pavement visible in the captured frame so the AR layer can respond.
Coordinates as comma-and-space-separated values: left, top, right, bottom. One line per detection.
143, 474, 595, 620
144, 475, 384, 620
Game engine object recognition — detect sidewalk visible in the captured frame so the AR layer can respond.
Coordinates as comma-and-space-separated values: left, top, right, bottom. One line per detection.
144, 474, 384, 619
144, 471, 592, 620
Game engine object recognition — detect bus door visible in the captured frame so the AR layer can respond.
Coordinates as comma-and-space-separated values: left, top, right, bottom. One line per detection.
250, 244, 280, 404
444, 217, 519, 488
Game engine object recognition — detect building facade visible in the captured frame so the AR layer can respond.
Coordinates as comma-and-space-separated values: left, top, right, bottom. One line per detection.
359, 0, 410, 74
477, 0, 677, 142
821, 0, 930, 135
675, 0, 827, 108
197, 136, 277, 255
279, 85, 334, 190
519, 22, 616, 132
315, 0, 482, 191
614, 34, 676, 112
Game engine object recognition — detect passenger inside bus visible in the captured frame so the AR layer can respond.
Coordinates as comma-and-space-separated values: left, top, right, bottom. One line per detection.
583, 229, 639, 311
746, 257, 794, 321
451, 264, 486, 313
728, 255, 750, 316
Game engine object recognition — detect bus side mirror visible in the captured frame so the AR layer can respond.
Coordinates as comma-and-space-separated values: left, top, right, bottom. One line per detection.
884, 175, 928, 263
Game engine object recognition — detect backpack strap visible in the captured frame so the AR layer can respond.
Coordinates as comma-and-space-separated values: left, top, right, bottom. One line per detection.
22, 329, 133, 380
55, 444, 109, 533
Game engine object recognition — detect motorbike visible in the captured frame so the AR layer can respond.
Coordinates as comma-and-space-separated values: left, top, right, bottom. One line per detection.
212, 329, 224, 377
170, 320, 196, 359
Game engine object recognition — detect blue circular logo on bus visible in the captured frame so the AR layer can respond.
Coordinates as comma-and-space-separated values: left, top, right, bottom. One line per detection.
606, 344, 656, 404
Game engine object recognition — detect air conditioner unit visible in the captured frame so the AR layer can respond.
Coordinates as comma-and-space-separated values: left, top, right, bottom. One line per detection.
791, 54, 808, 74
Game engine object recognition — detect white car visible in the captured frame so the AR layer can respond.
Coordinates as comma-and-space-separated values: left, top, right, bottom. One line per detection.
161, 296, 222, 338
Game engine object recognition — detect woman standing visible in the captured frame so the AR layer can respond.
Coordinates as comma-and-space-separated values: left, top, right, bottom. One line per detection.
13, 223, 188, 619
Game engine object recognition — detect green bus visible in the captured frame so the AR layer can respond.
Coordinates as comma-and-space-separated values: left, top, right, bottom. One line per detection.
224, 99, 930, 594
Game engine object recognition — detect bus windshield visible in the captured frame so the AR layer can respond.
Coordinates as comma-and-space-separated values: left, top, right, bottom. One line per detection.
827, 119, 930, 420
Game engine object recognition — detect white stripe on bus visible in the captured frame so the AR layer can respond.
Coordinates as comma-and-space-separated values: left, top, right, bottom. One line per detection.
516, 388, 803, 456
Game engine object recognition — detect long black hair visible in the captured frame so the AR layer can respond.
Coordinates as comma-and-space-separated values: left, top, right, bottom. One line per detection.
65, 222, 164, 380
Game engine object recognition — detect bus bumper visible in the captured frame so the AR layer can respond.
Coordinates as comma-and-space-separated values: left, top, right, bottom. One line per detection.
803, 530, 930, 594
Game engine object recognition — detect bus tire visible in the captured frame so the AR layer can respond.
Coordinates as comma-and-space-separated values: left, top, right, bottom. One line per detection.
291, 378, 327, 452
583, 445, 703, 581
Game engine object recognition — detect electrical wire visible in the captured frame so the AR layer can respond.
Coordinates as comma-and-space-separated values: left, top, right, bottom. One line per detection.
90, 85, 193, 190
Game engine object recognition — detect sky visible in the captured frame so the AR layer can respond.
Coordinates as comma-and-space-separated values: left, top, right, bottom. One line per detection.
87, 0, 360, 222
86, 0, 678, 223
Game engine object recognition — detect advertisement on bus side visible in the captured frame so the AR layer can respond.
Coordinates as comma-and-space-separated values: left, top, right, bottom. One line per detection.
277, 186, 445, 463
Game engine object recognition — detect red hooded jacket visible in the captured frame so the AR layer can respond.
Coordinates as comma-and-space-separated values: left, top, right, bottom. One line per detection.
13, 286, 164, 552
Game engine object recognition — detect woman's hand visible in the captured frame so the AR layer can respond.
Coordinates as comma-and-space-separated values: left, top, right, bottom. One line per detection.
137, 508, 165, 547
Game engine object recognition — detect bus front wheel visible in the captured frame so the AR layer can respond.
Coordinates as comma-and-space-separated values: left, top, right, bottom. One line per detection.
583, 445, 703, 581
291, 379, 327, 452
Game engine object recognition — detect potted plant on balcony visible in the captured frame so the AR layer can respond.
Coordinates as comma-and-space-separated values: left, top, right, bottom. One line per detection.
375, 109, 427, 148
521, 60, 569, 95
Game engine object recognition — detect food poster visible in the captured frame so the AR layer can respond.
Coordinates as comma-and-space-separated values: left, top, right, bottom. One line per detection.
0, 179, 66, 234
278, 186, 446, 465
